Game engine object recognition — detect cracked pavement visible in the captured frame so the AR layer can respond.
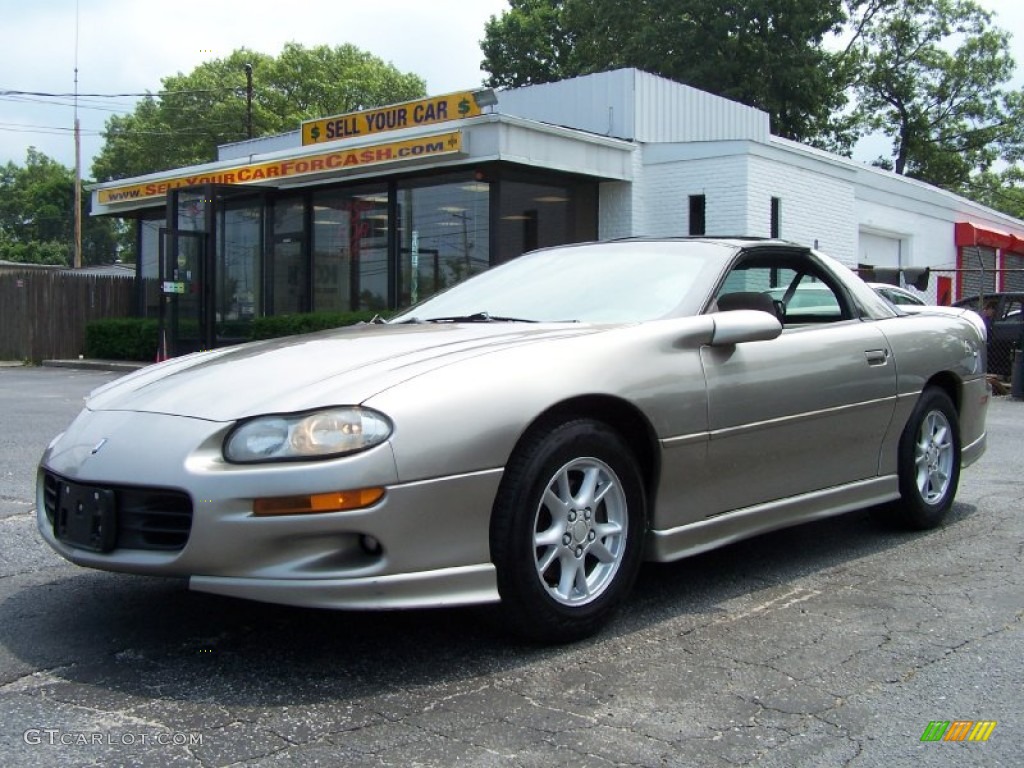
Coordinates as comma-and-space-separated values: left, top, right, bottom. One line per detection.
0, 367, 1020, 767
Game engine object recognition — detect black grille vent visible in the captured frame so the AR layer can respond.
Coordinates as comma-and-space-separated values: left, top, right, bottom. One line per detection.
44, 472, 193, 552
43, 473, 59, 526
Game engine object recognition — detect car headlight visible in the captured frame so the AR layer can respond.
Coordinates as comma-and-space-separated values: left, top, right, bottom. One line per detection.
224, 407, 392, 463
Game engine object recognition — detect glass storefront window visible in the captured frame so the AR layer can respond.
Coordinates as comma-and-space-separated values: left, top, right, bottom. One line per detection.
216, 197, 263, 341
150, 168, 596, 352
271, 196, 307, 315
139, 216, 162, 318
176, 191, 207, 232
495, 179, 596, 264
396, 177, 490, 308
312, 186, 389, 312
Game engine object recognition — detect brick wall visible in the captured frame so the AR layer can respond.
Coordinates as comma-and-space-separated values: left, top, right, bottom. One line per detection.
599, 150, 645, 239
747, 155, 857, 264
640, 153, 751, 238
595, 146, 859, 265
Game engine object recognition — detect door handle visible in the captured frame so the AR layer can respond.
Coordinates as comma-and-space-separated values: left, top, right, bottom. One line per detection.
865, 349, 890, 366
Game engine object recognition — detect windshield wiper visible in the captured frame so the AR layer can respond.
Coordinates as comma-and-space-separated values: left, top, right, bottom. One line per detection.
422, 312, 538, 324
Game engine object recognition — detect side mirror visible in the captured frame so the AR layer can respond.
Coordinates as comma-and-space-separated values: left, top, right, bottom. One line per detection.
709, 310, 783, 346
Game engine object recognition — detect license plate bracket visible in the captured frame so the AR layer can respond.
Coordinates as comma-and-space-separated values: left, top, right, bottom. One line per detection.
54, 481, 117, 552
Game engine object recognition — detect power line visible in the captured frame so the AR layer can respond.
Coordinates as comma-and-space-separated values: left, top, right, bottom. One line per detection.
0, 124, 104, 136
0, 117, 251, 136
0, 87, 237, 98
0, 96, 132, 114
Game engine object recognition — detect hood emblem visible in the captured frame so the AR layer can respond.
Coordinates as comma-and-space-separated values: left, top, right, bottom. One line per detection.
91, 438, 109, 455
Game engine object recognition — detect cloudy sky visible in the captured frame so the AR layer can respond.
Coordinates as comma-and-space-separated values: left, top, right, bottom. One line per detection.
0, 0, 511, 172
1, 0, 1022, 175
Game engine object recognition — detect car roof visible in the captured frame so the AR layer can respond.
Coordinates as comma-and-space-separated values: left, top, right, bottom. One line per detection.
606, 236, 808, 249
526, 237, 814, 261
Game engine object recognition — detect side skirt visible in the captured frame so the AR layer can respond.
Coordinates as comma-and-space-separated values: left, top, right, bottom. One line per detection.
645, 476, 900, 563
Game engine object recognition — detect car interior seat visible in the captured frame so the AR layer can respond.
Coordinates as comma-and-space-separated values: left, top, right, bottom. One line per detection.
716, 291, 784, 321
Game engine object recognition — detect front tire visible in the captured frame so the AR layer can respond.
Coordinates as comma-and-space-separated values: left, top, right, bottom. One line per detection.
890, 387, 961, 529
490, 419, 646, 643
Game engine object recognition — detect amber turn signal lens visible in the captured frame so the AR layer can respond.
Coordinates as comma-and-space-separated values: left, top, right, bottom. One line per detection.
252, 487, 385, 516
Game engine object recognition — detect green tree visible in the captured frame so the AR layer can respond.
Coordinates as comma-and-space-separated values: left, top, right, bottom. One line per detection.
482, 0, 850, 142
961, 168, 1024, 220
480, 0, 579, 88
0, 148, 122, 265
848, 0, 1024, 189
93, 43, 426, 181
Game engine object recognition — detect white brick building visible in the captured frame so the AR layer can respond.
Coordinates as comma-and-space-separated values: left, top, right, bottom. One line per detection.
498, 68, 1024, 302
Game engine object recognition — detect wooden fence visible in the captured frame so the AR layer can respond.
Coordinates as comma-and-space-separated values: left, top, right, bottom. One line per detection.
0, 269, 137, 363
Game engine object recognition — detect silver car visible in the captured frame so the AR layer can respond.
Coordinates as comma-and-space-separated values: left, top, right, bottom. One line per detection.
37, 238, 989, 642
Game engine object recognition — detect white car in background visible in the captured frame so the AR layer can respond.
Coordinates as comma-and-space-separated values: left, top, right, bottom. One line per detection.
869, 283, 926, 306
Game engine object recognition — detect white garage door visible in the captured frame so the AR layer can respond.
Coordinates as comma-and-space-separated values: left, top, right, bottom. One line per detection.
859, 231, 902, 268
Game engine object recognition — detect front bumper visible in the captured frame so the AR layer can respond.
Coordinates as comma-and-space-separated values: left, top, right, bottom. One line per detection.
37, 409, 503, 609
189, 563, 498, 609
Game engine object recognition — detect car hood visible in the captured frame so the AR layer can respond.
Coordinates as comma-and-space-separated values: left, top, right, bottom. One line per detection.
86, 322, 607, 421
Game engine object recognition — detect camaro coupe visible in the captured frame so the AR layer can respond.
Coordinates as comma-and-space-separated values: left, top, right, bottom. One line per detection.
37, 238, 989, 642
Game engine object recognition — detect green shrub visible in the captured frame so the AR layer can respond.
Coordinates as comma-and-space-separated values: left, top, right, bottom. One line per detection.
84, 311, 386, 360
85, 318, 159, 361
249, 311, 385, 340
0, 240, 70, 265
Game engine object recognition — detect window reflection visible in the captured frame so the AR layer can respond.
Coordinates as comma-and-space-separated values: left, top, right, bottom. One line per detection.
217, 198, 262, 341
272, 196, 307, 315
496, 180, 596, 264
313, 186, 389, 312
139, 217, 161, 318
397, 178, 490, 307
176, 192, 206, 232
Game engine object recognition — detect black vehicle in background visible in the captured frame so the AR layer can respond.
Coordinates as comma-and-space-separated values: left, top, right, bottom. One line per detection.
955, 292, 1024, 377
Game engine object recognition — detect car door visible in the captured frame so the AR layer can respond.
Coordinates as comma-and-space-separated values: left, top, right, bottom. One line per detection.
697, 249, 898, 516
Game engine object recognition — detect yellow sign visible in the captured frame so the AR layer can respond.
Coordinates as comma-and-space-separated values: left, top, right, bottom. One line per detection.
97, 132, 464, 205
302, 91, 482, 146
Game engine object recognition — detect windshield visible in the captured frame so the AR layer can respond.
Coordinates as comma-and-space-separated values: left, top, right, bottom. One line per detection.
390, 241, 731, 324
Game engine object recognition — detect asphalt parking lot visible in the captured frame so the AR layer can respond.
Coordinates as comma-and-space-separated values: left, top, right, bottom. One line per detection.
0, 365, 1021, 767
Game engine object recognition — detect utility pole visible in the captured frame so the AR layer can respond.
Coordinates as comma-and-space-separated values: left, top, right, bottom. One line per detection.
74, 112, 82, 268
73, 0, 82, 268
244, 63, 253, 139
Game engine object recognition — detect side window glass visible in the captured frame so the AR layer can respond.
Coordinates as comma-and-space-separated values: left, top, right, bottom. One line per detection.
714, 257, 847, 324
718, 266, 797, 294
775, 278, 841, 318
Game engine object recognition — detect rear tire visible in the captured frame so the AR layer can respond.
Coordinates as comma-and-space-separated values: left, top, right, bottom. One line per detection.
490, 419, 645, 643
889, 387, 961, 530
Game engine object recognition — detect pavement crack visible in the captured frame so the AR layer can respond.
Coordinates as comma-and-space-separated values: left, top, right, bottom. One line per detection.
419, 681, 494, 713
0, 665, 78, 693
898, 613, 1022, 683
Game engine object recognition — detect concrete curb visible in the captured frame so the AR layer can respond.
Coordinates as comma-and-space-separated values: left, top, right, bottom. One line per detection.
41, 359, 149, 373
